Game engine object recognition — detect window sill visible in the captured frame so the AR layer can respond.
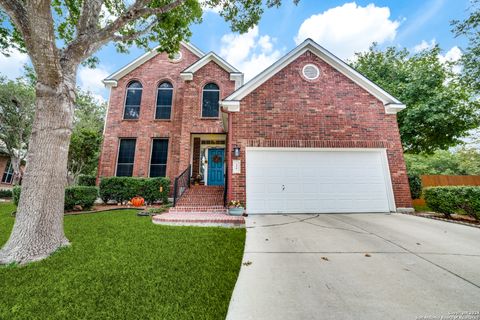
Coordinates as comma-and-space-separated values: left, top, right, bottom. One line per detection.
200, 117, 221, 120
122, 119, 140, 121
153, 119, 172, 122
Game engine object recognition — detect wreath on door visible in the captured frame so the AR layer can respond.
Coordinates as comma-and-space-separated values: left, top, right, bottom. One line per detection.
212, 154, 222, 163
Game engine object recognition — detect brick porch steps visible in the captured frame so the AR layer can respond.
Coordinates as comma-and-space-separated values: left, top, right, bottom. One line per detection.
152, 213, 245, 228
172, 185, 226, 214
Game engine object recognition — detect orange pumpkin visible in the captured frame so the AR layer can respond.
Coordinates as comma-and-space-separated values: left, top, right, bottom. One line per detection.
131, 196, 145, 207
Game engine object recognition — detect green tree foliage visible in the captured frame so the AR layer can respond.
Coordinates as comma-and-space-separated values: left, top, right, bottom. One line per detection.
452, 0, 480, 92
404, 148, 480, 176
0, 76, 35, 184
67, 92, 106, 184
352, 45, 479, 153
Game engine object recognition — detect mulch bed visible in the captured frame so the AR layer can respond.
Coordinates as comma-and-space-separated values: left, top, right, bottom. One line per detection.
65, 204, 168, 215
404, 211, 480, 229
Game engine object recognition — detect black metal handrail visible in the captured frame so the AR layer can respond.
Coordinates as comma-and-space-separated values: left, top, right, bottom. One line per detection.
173, 164, 191, 207
223, 164, 228, 206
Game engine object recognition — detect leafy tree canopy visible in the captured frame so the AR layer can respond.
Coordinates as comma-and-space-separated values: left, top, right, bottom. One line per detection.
404, 148, 480, 176
452, 0, 480, 92
352, 44, 480, 153
0, 76, 35, 184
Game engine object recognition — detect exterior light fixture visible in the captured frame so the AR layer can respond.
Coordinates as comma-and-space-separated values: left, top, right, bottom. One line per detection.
233, 146, 241, 157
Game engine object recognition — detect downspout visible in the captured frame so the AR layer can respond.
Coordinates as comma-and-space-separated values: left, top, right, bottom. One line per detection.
221, 106, 233, 202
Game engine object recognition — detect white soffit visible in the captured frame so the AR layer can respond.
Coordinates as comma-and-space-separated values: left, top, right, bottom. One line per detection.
180, 52, 244, 89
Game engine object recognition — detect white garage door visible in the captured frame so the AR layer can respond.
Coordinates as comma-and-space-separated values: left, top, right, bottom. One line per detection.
246, 148, 395, 214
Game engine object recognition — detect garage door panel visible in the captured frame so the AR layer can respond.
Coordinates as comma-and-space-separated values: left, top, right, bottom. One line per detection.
246, 149, 393, 214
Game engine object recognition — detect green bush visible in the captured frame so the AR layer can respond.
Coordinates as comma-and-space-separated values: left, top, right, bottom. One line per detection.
0, 189, 13, 198
424, 186, 480, 220
78, 175, 96, 186
408, 174, 422, 199
99, 177, 170, 204
13, 186, 98, 211
64, 186, 98, 211
12, 186, 21, 205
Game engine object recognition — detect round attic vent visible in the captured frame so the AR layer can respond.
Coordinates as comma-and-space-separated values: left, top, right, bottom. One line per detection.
302, 64, 320, 80
169, 51, 182, 62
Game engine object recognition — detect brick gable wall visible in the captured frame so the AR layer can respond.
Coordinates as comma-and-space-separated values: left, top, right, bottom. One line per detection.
230, 50, 412, 209
98, 46, 236, 183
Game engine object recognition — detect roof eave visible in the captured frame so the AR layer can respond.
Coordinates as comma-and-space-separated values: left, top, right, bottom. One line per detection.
223, 38, 405, 114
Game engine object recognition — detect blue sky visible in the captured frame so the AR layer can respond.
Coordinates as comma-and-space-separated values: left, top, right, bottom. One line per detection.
0, 0, 473, 101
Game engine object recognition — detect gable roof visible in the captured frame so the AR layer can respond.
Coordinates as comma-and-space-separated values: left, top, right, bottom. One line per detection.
180, 52, 244, 89
221, 39, 406, 114
103, 42, 204, 88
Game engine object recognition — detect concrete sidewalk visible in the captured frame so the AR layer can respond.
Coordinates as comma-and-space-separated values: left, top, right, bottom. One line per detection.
226, 213, 480, 320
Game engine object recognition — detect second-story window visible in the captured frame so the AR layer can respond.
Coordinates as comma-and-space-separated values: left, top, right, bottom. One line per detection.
124, 81, 142, 119
156, 82, 173, 119
202, 83, 220, 118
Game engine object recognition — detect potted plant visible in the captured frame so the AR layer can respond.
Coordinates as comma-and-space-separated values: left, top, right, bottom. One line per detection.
228, 200, 244, 216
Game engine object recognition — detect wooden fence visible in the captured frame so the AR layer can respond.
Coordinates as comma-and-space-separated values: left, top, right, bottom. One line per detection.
413, 175, 480, 206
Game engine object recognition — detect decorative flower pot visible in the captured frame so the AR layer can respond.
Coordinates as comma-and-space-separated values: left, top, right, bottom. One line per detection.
228, 207, 244, 216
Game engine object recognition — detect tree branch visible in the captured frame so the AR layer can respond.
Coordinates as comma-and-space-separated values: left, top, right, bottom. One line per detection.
76, 0, 105, 38
111, 17, 159, 42
62, 0, 185, 65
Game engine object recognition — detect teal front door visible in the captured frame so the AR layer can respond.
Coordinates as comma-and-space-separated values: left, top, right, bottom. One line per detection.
207, 148, 225, 186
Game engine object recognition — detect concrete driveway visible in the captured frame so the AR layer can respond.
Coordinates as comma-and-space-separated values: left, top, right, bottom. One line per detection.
226, 213, 480, 320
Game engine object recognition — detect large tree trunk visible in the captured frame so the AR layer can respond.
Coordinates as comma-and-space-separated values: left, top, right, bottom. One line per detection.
0, 80, 75, 264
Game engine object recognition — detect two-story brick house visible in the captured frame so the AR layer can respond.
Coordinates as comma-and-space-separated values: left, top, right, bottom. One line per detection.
98, 39, 413, 214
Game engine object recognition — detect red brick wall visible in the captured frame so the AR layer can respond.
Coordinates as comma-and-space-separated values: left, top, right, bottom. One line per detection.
98, 45, 236, 184
230, 50, 412, 209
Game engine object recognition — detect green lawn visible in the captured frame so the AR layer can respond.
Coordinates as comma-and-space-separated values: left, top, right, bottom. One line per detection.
0, 203, 245, 320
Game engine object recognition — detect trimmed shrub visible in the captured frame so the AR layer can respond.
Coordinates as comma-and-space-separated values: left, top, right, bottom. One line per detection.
13, 186, 98, 211
408, 174, 422, 199
12, 186, 21, 206
99, 177, 170, 204
424, 186, 480, 220
0, 189, 13, 198
78, 175, 96, 186
64, 186, 98, 211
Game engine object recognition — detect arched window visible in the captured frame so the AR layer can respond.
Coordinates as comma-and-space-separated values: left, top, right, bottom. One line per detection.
156, 82, 173, 119
202, 83, 220, 118
124, 81, 142, 119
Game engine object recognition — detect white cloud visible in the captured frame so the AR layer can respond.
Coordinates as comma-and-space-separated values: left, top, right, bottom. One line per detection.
0, 49, 30, 79
77, 66, 110, 102
294, 2, 400, 60
219, 26, 282, 81
439, 46, 462, 64
413, 39, 436, 53
439, 46, 462, 74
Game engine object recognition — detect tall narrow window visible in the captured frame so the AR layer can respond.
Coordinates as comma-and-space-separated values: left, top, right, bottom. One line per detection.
116, 139, 136, 176
202, 83, 220, 118
124, 81, 142, 119
1, 160, 13, 184
156, 82, 173, 119
150, 139, 169, 177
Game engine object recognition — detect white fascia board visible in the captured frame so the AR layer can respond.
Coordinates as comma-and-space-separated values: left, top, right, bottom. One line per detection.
224, 39, 405, 114
103, 42, 204, 83
220, 100, 240, 112
385, 104, 406, 114
230, 73, 244, 89
103, 79, 118, 88
180, 72, 193, 81
182, 52, 241, 74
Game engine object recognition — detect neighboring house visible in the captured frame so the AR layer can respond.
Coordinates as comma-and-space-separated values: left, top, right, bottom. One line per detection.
98, 39, 412, 214
0, 151, 14, 189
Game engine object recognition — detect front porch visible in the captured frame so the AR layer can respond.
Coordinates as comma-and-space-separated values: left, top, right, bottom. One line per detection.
190, 134, 227, 187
